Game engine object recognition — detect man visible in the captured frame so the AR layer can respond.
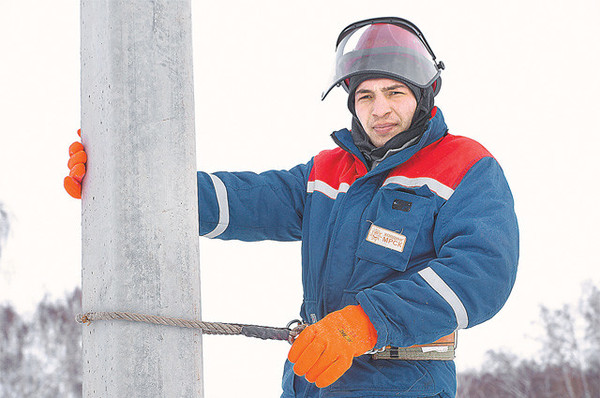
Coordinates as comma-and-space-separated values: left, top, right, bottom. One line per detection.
65, 17, 519, 398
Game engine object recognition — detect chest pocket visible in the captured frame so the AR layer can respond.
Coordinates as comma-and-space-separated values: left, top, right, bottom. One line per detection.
355, 186, 432, 273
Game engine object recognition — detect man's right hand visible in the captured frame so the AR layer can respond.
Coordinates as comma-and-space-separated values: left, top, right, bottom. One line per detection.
64, 129, 87, 199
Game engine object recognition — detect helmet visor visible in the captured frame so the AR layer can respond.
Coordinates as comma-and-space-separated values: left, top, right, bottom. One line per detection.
323, 22, 440, 99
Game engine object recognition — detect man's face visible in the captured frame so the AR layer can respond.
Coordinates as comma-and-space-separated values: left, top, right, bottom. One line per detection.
354, 78, 418, 148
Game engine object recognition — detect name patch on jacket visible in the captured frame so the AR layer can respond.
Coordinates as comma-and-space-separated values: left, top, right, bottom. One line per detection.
366, 224, 406, 253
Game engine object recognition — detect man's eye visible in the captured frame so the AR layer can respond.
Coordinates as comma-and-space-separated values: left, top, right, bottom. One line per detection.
357, 95, 372, 101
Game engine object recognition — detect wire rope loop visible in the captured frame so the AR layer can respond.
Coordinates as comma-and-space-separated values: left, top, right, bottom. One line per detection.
287, 320, 308, 345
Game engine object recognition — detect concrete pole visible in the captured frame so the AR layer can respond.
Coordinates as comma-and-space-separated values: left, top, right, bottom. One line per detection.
80, 1, 203, 397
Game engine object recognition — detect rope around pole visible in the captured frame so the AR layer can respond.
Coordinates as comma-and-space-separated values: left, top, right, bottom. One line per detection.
76, 311, 307, 343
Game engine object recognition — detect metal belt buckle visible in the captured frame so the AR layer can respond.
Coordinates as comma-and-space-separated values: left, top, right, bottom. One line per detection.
372, 331, 457, 361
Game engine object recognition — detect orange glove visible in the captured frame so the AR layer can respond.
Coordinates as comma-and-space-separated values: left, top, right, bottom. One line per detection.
64, 129, 87, 199
288, 304, 377, 388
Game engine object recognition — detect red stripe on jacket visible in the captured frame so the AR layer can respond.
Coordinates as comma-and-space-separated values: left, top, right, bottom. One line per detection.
309, 134, 492, 195
308, 148, 367, 190
386, 134, 493, 190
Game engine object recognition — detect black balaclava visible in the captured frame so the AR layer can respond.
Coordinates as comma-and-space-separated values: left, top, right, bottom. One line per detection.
346, 73, 435, 168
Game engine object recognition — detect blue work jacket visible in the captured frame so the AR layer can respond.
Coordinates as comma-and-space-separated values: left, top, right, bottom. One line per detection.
197, 108, 519, 397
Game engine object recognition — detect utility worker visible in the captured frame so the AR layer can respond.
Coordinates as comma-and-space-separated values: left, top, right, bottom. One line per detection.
65, 17, 519, 398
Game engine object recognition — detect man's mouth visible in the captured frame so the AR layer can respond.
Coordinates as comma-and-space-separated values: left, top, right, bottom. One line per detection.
372, 123, 397, 134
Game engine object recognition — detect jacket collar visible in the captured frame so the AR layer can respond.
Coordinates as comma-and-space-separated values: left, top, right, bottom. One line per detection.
331, 107, 448, 175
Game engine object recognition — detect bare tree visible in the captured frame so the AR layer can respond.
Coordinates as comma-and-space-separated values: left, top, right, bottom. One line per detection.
0, 289, 82, 398
0, 304, 28, 397
540, 300, 592, 398
580, 282, 600, 369
458, 280, 600, 398
0, 202, 9, 260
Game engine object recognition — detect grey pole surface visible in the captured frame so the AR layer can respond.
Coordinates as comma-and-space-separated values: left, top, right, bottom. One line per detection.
80, 1, 203, 396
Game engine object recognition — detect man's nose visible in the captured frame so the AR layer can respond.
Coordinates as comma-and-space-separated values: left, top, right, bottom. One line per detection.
371, 95, 391, 117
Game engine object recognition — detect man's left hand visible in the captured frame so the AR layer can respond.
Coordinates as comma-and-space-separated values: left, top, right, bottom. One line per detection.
287, 304, 377, 388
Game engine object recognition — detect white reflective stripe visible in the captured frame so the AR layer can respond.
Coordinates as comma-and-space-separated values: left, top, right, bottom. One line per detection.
307, 180, 350, 200
418, 267, 469, 329
203, 174, 229, 239
383, 176, 454, 200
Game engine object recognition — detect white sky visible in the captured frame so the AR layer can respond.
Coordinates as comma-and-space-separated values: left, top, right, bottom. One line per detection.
1, 0, 599, 396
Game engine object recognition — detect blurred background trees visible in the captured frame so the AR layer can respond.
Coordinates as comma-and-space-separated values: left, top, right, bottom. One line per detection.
459, 282, 600, 397
0, 290, 82, 398
0, 258, 598, 397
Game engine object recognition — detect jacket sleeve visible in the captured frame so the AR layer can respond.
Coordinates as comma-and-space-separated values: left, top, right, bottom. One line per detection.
356, 156, 519, 349
197, 161, 312, 242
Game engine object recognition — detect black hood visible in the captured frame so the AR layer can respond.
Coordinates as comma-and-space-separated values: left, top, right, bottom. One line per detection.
346, 73, 435, 168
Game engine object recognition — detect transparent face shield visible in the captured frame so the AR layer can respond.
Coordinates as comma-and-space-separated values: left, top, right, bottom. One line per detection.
322, 19, 443, 100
